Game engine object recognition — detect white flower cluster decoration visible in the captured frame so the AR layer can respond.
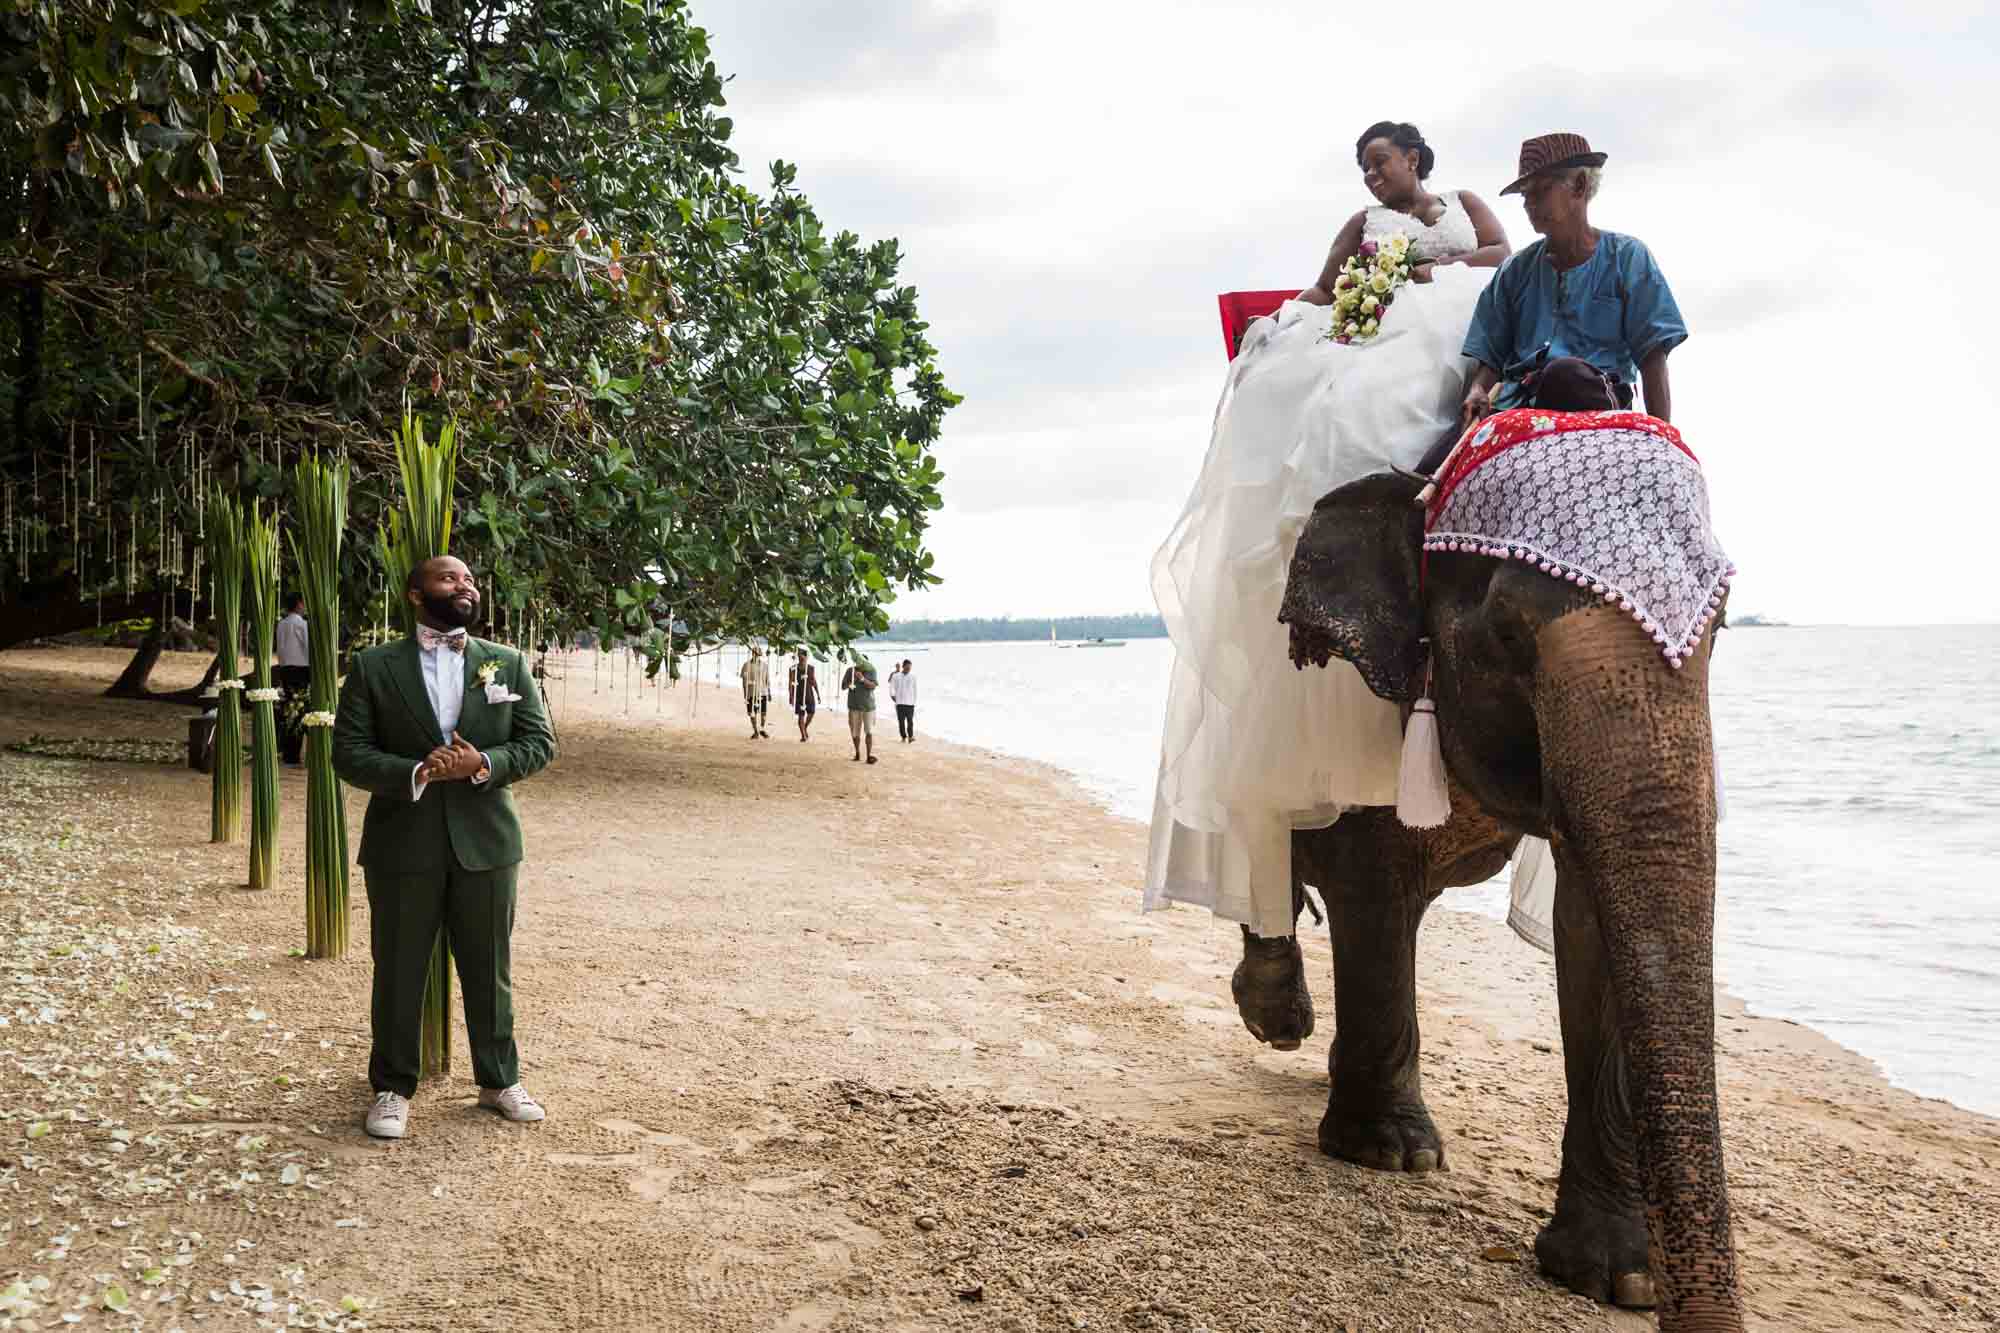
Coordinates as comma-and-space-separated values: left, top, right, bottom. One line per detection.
245, 687, 283, 703
301, 711, 337, 728
216, 678, 246, 690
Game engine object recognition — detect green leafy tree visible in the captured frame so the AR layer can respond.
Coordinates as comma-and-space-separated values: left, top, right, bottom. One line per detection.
0, 0, 955, 664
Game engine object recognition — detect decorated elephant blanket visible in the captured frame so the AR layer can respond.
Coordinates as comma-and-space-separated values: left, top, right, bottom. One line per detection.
1423, 409, 1735, 668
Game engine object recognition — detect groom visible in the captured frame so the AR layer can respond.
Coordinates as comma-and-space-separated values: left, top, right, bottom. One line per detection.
332, 555, 557, 1140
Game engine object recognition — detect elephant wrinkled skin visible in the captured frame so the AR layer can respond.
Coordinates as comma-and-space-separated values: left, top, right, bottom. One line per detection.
1239, 470, 1741, 1333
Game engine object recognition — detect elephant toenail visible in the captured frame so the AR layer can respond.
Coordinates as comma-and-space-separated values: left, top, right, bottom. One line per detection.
1406, 1149, 1439, 1173
1271, 1038, 1301, 1051
1611, 1273, 1656, 1309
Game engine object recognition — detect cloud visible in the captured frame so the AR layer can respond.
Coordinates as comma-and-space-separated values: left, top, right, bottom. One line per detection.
699, 0, 2000, 624
707, 0, 997, 98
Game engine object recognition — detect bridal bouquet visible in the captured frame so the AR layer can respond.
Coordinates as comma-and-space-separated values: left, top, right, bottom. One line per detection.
1327, 233, 1416, 345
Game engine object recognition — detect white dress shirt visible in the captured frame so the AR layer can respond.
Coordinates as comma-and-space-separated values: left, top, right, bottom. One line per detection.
409, 632, 489, 801
421, 635, 467, 739
275, 612, 310, 668
889, 671, 917, 706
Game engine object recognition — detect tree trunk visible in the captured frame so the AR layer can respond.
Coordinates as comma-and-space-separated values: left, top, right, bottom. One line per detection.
104, 617, 166, 697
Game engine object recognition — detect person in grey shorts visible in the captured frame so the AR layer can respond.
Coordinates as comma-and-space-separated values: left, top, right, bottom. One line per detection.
840, 656, 878, 765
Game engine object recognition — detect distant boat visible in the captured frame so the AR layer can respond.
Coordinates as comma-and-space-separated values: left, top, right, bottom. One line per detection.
1076, 637, 1126, 648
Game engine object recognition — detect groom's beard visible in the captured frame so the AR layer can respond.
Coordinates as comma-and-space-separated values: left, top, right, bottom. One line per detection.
422, 592, 480, 630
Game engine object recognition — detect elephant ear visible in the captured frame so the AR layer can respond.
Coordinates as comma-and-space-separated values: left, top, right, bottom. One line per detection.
1278, 471, 1427, 702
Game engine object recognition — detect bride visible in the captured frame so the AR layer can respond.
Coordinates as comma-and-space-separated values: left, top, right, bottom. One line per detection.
1145, 122, 1510, 938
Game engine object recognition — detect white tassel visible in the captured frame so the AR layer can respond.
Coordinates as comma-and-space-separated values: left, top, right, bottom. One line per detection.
1396, 696, 1451, 829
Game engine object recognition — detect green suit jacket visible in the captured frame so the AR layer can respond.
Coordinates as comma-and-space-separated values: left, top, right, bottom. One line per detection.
332, 635, 556, 873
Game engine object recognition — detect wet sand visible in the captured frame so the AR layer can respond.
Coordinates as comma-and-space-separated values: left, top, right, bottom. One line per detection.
0, 644, 1994, 1330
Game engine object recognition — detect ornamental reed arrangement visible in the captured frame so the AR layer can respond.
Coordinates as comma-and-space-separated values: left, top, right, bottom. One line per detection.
290, 456, 350, 959
1325, 232, 1417, 345
242, 502, 283, 893
378, 412, 461, 1077
203, 493, 248, 844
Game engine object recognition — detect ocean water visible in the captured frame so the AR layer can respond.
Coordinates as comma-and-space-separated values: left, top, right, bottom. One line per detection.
858, 628, 2000, 1117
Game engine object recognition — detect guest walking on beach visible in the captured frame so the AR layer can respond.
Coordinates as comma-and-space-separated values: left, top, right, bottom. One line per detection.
789, 649, 820, 742
740, 645, 772, 739
275, 593, 310, 765
888, 659, 918, 743
841, 655, 879, 764
332, 555, 557, 1141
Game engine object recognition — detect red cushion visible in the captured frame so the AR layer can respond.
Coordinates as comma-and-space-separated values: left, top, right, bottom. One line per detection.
1217, 290, 1298, 360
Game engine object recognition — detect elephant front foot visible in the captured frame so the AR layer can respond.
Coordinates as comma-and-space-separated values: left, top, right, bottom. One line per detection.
1230, 929, 1314, 1051
1535, 1198, 1654, 1308
1318, 1095, 1445, 1173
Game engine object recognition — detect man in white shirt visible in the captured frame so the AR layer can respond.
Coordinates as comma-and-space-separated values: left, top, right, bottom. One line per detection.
739, 646, 772, 739
888, 658, 918, 743
274, 593, 311, 764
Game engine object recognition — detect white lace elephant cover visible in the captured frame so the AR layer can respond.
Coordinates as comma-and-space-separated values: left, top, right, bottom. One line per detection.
1425, 408, 1735, 952
1146, 193, 1491, 938
1424, 409, 1734, 669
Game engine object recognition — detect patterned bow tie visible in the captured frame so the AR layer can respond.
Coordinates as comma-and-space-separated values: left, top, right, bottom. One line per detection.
417, 626, 467, 654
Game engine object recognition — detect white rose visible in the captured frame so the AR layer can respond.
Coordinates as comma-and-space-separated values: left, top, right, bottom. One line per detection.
1369, 273, 1391, 294
1361, 295, 1378, 313
1344, 321, 1360, 336
1362, 318, 1379, 335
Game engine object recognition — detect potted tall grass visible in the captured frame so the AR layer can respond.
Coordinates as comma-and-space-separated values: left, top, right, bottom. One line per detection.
291, 457, 350, 957
242, 503, 282, 892
205, 494, 247, 844
379, 413, 460, 1078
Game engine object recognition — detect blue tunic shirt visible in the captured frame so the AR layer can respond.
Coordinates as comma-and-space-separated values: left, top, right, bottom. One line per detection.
1461, 232, 1687, 408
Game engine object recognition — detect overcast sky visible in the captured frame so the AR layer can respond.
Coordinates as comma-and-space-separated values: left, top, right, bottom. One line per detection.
699, 1, 1999, 625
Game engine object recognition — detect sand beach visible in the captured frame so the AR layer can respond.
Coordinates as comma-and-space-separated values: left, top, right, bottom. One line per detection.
1, 645, 1995, 1331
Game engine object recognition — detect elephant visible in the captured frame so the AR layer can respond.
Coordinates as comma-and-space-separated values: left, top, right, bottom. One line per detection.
1229, 467, 1741, 1333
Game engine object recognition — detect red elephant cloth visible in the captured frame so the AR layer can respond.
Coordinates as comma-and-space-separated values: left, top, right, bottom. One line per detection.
1422, 409, 1735, 668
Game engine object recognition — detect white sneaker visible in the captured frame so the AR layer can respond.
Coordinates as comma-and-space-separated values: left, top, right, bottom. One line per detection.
478, 1084, 545, 1123
365, 1091, 409, 1139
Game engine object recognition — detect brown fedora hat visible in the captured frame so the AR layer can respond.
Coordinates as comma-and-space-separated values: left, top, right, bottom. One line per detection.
1499, 132, 1609, 195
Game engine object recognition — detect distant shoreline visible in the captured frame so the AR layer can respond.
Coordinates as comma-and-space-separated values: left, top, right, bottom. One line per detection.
876, 613, 1167, 644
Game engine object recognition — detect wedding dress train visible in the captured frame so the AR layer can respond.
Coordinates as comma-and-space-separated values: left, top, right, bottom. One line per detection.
1144, 192, 1492, 938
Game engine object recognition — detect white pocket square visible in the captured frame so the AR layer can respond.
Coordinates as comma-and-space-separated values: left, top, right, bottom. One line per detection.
483, 683, 523, 704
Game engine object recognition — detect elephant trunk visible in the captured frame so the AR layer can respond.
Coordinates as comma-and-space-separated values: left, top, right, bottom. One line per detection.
1532, 607, 1742, 1333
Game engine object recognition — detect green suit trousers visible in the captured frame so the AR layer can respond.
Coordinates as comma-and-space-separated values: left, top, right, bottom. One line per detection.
365, 861, 519, 1098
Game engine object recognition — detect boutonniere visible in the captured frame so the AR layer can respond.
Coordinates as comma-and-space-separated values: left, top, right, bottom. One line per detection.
480, 660, 522, 705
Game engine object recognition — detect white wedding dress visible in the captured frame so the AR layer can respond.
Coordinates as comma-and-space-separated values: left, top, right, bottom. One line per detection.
1145, 192, 1492, 939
